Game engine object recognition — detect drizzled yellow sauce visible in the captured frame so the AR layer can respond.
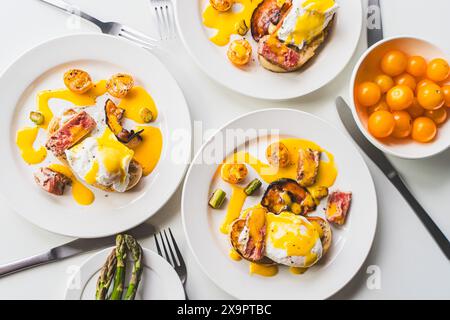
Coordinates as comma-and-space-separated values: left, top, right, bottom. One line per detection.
249, 263, 278, 277
229, 249, 242, 261
202, 0, 264, 46
37, 80, 107, 129
220, 185, 247, 234
132, 125, 163, 176
48, 163, 95, 206
118, 86, 158, 124
290, 267, 308, 275
16, 127, 47, 164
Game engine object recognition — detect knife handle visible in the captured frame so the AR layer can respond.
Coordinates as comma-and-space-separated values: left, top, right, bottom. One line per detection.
0, 251, 54, 278
367, 0, 384, 48
390, 173, 450, 260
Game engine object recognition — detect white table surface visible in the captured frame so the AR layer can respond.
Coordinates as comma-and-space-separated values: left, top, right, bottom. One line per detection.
0, 0, 449, 300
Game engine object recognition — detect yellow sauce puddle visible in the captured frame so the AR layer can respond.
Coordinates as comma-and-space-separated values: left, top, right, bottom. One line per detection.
290, 267, 308, 275
202, 0, 264, 46
249, 263, 278, 277
131, 125, 163, 176
37, 80, 107, 129
229, 249, 242, 261
16, 127, 47, 165
118, 86, 158, 124
220, 185, 247, 234
48, 163, 95, 206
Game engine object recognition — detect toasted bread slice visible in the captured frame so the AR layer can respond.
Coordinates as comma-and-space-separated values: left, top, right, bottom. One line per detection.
307, 216, 332, 256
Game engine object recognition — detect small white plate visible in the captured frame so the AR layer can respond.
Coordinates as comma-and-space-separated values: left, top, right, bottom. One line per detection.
182, 108, 377, 299
65, 247, 185, 300
175, 0, 362, 100
0, 34, 191, 238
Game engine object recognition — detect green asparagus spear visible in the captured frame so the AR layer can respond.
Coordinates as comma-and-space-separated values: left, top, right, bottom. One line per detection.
109, 234, 127, 300
244, 179, 262, 196
95, 248, 117, 300
124, 235, 143, 300
209, 189, 226, 209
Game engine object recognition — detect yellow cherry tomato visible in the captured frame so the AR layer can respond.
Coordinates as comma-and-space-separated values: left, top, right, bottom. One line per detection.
368, 110, 395, 138
374, 74, 394, 93
367, 101, 389, 114
425, 107, 447, 125
417, 83, 445, 110
426, 58, 450, 82
406, 56, 427, 77
386, 85, 414, 111
416, 79, 435, 94
227, 39, 252, 66
381, 50, 408, 77
407, 99, 425, 118
356, 82, 381, 107
210, 0, 233, 12
395, 73, 416, 91
412, 117, 437, 143
391, 111, 412, 138
442, 85, 450, 107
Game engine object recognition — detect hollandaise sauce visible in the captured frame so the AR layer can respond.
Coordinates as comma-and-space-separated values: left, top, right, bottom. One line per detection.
132, 125, 163, 176
16, 127, 47, 164
37, 80, 107, 129
48, 163, 95, 206
229, 249, 242, 261
118, 86, 158, 124
290, 267, 308, 275
249, 263, 278, 277
220, 185, 247, 234
202, 0, 264, 46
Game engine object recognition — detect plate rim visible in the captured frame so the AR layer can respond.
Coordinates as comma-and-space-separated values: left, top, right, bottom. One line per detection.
0, 33, 192, 238
175, 0, 363, 101
64, 247, 186, 300
181, 107, 378, 299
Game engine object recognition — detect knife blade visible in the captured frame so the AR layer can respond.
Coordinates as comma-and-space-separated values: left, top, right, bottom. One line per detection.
0, 223, 156, 278
367, 0, 384, 47
336, 97, 450, 260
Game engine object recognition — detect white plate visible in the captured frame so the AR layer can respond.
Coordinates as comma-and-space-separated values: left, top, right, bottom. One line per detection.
0, 34, 191, 238
175, 0, 362, 100
65, 247, 185, 300
182, 108, 377, 299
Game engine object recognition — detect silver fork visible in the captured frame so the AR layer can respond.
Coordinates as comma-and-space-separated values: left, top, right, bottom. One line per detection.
150, 0, 177, 40
38, 0, 158, 50
154, 228, 188, 296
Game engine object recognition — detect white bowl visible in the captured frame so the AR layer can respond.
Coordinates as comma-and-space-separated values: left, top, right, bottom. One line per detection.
349, 36, 450, 159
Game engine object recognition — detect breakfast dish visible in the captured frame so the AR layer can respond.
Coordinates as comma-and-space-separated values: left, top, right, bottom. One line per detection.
209, 137, 352, 276
182, 109, 377, 299
65, 246, 185, 300
0, 34, 191, 237
355, 50, 449, 143
16, 69, 162, 205
176, 0, 362, 99
204, 0, 339, 72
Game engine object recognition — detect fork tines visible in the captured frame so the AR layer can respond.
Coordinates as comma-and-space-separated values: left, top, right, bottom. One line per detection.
150, 0, 177, 40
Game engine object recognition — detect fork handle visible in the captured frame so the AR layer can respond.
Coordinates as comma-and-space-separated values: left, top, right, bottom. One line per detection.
0, 251, 55, 278
38, 0, 105, 28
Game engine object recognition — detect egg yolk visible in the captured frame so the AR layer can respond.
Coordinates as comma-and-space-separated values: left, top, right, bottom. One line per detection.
16, 127, 47, 165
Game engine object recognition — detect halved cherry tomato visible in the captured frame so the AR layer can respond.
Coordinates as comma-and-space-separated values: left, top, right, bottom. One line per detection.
442, 85, 450, 107
425, 107, 447, 125
356, 82, 381, 107
367, 101, 389, 115
406, 56, 427, 77
412, 117, 437, 143
227, 39, 252, 66
407, 99, 425, 118
417, 83, 445, 110
391, 111, 412, 138
386, 85, 414, 111
381, 50, 407, 77
374, 74, 394, 93
426, 58, 450, 82
368, 110, 395, 138
395, 73, 416, 91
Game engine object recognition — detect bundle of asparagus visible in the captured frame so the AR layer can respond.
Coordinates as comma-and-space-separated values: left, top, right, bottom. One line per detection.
95, 234, 143, 300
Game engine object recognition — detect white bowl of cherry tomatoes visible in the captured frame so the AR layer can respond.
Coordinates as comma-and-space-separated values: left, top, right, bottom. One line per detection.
350, 36, 450, 159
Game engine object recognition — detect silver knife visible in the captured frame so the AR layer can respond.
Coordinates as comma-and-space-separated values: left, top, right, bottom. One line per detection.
336, 97, 450, 260
367, 0, 384, 47
0, 223, 156, 278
